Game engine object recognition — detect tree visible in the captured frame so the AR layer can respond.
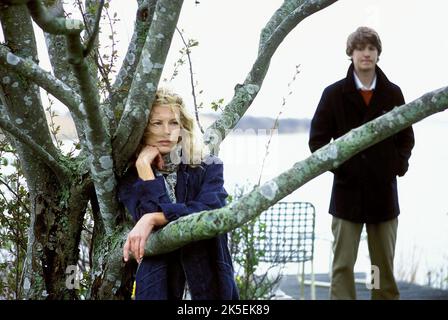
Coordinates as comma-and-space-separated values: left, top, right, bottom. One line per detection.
0, 0, 446, 299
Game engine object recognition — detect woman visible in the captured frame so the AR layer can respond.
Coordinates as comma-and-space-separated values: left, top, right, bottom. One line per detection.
118, 89, 239, 300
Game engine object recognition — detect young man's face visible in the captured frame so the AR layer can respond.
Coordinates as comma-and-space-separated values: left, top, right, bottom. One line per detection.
351, 43, 378, 73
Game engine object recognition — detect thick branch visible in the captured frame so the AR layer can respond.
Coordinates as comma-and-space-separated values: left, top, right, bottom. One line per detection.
0, 2, 63, 173
142, 86, 448, 255
204, 0, 337, 153
113, 0, 184, 173
259, 0, 305, 50
0, 116, 69, 181
22, 0, 119, 233
107, 0, 156, 131
42, 1, 80, 92
26, 0, 84, 35
65, 33, 119, 234
0, 45, 84, 122
0, 3, 64, 299
41, 1, 87, 151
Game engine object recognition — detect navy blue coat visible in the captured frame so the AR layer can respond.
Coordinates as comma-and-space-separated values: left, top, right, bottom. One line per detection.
309, 64, 415, 223
118, 156, 239, 300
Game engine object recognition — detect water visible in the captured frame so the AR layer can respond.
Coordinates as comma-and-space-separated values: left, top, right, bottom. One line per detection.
219, 118, 448, 288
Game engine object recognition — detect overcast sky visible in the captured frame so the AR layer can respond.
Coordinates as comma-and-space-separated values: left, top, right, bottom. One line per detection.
107, 0, 448, 123
2, 0, 447, 123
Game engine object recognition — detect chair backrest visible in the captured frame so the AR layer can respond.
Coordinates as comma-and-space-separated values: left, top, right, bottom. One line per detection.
255, 201, 315, 264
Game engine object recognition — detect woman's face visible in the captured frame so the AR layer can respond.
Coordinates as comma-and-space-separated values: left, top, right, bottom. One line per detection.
144, 105, 181, 155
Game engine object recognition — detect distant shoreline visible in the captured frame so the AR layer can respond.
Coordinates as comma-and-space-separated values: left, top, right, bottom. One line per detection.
12, 111, 445, 142
200, 113, 311, 134
26, 112, 311, 141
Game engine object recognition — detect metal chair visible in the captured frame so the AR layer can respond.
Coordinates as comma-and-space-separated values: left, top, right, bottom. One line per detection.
255, 201, 316, 300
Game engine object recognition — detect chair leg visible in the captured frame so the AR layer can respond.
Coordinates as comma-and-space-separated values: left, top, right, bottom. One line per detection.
311, 259, 316, 300
301, 262, 306, 300
297, 263, 302, 300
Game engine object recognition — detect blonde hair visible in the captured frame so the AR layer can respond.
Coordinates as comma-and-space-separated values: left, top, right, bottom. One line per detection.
140, 88, 204, 166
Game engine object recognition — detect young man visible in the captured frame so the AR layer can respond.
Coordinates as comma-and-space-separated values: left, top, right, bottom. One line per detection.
308, 26, 415, 300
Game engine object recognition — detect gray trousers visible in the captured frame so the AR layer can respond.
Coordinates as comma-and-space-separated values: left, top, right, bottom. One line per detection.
330, 216, 399, 300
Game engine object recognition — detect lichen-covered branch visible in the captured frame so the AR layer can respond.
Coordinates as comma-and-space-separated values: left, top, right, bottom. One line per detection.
108, 0, 156, 124
113, 0, 184, 173
0, 2, 72, 299
19, 0, 119, 233
260, 0, 306, 50
204, 0, 337, 154
142, 86, 448, 256
41, 0, 87, 151
0, 45, 83, 122
0, 3, 62, 176
26, 0, 84, 35
42, 1, 80, 93
0, 117, 69, 181
65, 34, 119, 234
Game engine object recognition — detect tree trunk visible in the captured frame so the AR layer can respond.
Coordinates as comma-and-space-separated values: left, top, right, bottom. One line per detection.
0, 3, 88, 299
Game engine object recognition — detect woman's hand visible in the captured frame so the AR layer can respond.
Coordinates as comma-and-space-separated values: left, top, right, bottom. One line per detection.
137, 145, 164, 167
123, 212, 169, 263
136, 145, 164, 180
123, 214, 154, 263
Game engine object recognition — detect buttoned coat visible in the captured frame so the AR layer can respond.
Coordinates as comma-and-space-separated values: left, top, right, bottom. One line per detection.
309, 64, 415, 223
118, 156, 239, 300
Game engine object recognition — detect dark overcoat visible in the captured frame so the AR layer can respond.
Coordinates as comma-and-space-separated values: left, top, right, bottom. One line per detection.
309, 63, 415, 223
118, 156, 239, 300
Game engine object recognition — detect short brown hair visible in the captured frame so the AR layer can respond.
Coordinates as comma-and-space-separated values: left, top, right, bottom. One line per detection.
346, 26, 382, 56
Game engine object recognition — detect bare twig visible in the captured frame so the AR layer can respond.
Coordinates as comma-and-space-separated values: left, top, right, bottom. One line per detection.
103, 5, 119, 82
77, 0, 113, 96
257, 64, 301, 186
0, 177, 32, 215
83, 0, 105, 57
44, 93, 63, 150
175, 27, 204, 133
